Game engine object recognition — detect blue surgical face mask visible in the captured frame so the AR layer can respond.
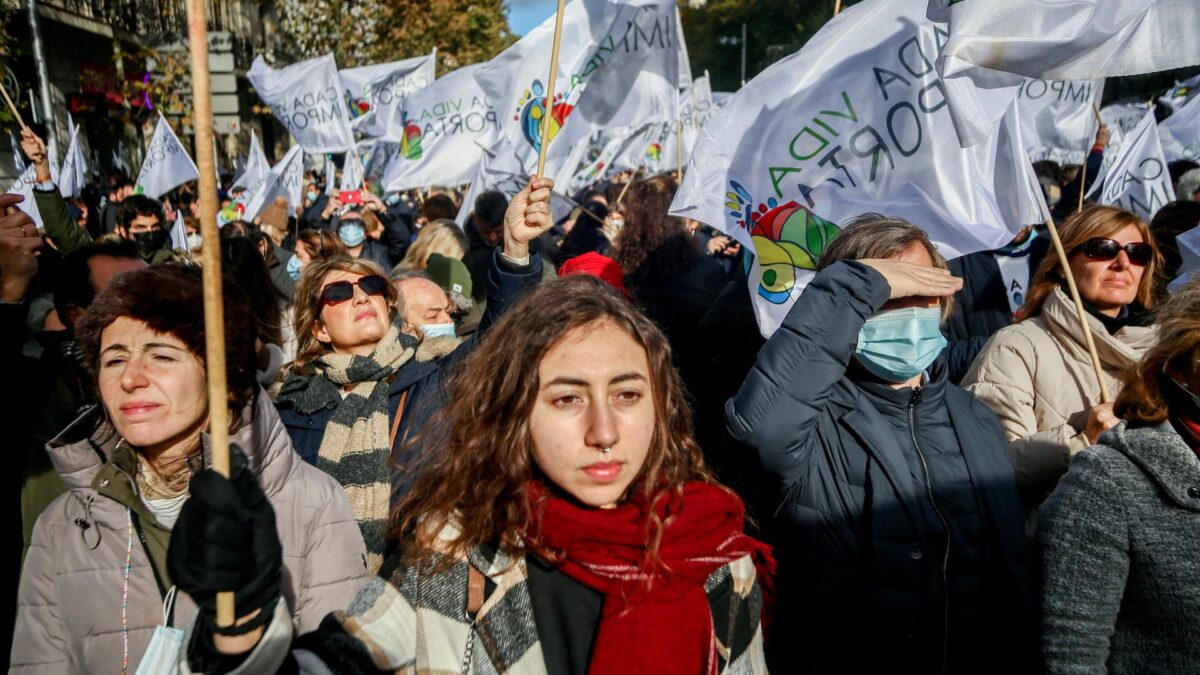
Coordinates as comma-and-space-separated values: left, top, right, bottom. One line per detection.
306, 190, 318, 202
421, 322, 457, 339
854, 307, 947, 383
339, 222, 366, 247
286, 255, 304, 280
385, 193, 402, 206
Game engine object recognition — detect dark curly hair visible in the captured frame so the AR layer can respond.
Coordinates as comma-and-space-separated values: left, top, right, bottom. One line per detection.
394, 275, 716, 569
611, 174, 698, 286
75, 264, 259, 429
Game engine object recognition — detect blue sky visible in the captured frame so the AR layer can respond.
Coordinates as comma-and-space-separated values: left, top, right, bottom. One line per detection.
507, 0, 559, 36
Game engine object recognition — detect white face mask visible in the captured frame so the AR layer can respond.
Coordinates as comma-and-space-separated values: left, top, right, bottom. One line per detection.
185, 233, 202, 251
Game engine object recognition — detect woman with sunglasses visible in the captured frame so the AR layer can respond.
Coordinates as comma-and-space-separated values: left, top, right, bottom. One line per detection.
1039, 276, 1200, 674
275, 180, 551, 573
963, 205, 1160, 517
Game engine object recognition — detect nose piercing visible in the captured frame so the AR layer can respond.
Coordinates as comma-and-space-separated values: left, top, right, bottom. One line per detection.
601, 447, 612, 455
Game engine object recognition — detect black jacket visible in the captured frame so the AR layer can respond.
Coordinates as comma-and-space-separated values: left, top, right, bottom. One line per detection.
945, 235, 1050, 382
627, 255, 727, 363
276, 251, 543, 500
726, 261, 1037, 674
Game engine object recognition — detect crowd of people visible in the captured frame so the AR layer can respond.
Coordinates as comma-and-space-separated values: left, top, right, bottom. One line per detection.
2, 116, 1200, 675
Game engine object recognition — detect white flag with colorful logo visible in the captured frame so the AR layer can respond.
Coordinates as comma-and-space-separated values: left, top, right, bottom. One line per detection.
1160, 93, 1200, 163
1159, 72, 1200, 112
232, 129, 270, 195
381, 63, 498, 191
249, 54, 355, 153
608, 120, 679, 175
340, 52, 437, 138
245, 145, 304, 220
1097, 109, 1175, 221
1017, 78, 1103, 165
135, 115, 199, 199
59, 115, 88, 199
673, 0, 1048, 337
934, 0, 1200, 147
475, 0, 684, 185
568, 127, 641, 191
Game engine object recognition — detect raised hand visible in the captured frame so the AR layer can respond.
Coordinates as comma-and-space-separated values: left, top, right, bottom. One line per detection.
503, 177, 554, 260
859, 258, 963, 300
0, 194, 43, 303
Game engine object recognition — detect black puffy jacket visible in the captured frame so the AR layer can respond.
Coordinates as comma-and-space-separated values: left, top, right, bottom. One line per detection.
726, 261, 1037, 674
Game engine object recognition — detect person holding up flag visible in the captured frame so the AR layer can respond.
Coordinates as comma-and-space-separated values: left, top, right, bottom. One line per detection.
963, 206, 1160, 517
16, 128, 90, 255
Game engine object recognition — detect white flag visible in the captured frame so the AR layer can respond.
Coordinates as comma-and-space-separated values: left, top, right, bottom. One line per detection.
382, 63, 499, 191
233, 129, 270, 195
1017, 78, 1103, 165
339, 146, 365, 192
672, 0, 1048, 337
569, 127, 639, 191
249, 54, 355, 153
245, 145, 304, 221
1159, 72, 1200, 112
340, 52, 437, 138
324, 155, 338, 196
1170, 225, 1200, 292
935, 0, 1200, 146
6, 165, 44, 231
9, 130, 25, 175
475, 0, 683, 185
1097, 109, 1175, 221
169, 211, 189, 252
59, 117, 88, 199
1160, 93, 1200, 163
455, 149, 579, 228
135, 115, 200, 199
608, 120, 678, 175
1085, 101, 1154, 196
680, 74, 716, 158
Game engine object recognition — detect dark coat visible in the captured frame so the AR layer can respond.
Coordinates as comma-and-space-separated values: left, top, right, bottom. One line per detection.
354, 237, 393, 271
276, 251, 543, 499
627, 254, 727, 363
945, 235, 1050, 382
726, 260, 1037, 674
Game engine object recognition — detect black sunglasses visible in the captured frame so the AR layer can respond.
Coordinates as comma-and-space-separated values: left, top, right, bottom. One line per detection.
319, 275, 388, 308
1075, 237, 1153, 266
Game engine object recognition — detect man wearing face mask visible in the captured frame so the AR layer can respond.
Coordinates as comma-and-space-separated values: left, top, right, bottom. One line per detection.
728, 214, 1036, 675
392, 271, 461, 349
335, 208, 392, 269
115, 195, 176, 264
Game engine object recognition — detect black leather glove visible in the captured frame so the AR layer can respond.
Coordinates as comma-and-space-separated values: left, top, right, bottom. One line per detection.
169, 444, 282, 631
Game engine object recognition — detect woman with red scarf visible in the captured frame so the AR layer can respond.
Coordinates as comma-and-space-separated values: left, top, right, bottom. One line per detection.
169, 260, 772, 674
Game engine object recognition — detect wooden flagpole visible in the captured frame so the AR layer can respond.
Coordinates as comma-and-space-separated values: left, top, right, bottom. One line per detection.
834, 0, 843, 16
1043, 216, 1112, 402
535, 0, 567, 179
616, 168, 641, 205
184, 0, 236, 627
0, 80, 28, 131
676, 120, 684, 181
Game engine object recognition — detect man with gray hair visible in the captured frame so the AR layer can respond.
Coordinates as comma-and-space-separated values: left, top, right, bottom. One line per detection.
1176, 168, 1200, 203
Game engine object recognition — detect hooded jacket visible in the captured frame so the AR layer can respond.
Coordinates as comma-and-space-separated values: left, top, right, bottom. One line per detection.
1040, 422, 1200, 674
11, 391, 367, 674
962, 287, 1156, 508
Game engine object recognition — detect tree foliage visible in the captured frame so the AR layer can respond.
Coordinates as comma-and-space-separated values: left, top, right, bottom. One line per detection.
681, 0, 843, 92
277, 0, 515, 73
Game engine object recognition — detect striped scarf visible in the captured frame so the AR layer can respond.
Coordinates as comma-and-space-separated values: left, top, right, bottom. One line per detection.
280, 316, 416, 572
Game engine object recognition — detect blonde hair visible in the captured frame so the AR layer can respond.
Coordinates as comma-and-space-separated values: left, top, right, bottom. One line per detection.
1114, 275, 1200, 425
289, 255, 398, 376
397, 219, 468, 271
1019, 206, 1159, 321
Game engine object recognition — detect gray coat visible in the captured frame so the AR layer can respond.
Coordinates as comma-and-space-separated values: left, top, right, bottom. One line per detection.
1039, 422, 1200, 674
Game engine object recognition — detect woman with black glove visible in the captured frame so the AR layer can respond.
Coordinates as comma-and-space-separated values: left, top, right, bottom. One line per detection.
11, 265, 367, 674
174, 182, 772, 674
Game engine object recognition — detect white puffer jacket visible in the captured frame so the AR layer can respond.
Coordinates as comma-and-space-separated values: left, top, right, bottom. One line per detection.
962, 288, 1156, 506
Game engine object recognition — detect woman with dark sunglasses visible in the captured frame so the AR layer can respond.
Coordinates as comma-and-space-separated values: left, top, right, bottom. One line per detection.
1039, 276, 1200, 674
274, 179, 553, 573
963, 205, 1160, 522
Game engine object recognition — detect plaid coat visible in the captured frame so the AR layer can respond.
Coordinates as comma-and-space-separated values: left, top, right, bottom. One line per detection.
194, 535, 768, 674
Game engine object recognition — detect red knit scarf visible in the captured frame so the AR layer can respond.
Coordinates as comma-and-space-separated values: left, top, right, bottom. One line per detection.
524, 481, 773, 675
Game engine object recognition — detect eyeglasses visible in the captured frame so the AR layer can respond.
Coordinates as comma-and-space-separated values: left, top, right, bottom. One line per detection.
319, 275, 388, 308
1075, 237, 1154, 266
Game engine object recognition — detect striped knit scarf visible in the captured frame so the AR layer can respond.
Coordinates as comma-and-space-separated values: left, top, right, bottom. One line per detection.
280, 316, 416, 572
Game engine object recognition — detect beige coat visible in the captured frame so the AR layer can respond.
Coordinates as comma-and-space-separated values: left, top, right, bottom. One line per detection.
11, 391, 368, 674
962, 287, 1156, 505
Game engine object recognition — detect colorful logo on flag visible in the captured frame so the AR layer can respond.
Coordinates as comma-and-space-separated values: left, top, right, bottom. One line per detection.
514, 79, 574, 153
727, 180, 840, 304
346, 90, 371, 119
646, 143, 663, 162
400, 116, 423, 160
